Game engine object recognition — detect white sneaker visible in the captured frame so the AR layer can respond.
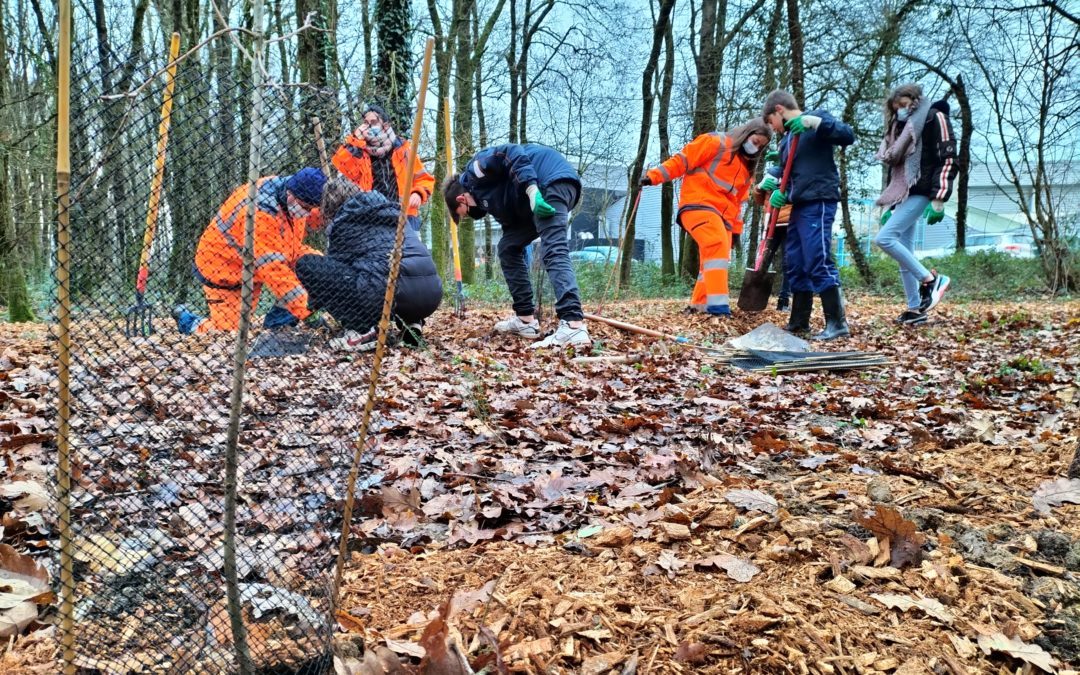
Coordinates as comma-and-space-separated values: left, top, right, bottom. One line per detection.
529, 320, 591, 349
493, 315, 541, 339
329, 328, 378, 352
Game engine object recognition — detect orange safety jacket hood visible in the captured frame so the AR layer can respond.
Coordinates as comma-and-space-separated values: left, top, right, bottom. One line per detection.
647, 132, 754, 234
332, 136, 435, 217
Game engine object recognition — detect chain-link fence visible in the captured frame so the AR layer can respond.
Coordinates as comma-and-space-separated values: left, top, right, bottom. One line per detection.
53, 6, 433, 671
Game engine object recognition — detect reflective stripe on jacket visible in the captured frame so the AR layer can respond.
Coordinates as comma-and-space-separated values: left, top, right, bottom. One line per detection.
331, 136, 435, 217
647, 133, 753, 235
193, 177, 316, 320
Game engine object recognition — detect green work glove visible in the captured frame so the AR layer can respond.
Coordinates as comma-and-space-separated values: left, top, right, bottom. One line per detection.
764, 150, 779, 164
923, 201, 945, 225
758, 175, 780, 192
784, 114, 822, 134
769, 190, 789, 209
880, 210, 892, 226
526, 184, 556, 218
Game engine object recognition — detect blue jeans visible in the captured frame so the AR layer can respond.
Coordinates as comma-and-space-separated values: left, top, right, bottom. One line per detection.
785, 200, 841, 294
497, 180, 583, 321
874, 195, 931, 309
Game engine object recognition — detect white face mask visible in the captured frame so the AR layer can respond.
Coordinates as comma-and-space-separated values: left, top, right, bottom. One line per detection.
287, 197, 310, 221
896, 108, 911, 122
743, 140, 761, 155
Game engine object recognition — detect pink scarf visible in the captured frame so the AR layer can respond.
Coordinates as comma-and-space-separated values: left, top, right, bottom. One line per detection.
357, 122, 397, 158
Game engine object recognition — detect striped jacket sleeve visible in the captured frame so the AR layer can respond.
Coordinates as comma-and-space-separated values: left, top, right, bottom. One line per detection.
927, 110, 959, 202
647, 133, 721, 185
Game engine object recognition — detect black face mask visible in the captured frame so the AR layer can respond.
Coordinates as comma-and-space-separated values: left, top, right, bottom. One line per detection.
468, 206, 487, 220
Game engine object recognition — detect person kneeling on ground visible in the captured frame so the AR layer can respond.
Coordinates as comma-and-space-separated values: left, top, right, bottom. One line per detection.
443, 143, 589, 349
174, 168, 326, 334
295, 178, 442, 350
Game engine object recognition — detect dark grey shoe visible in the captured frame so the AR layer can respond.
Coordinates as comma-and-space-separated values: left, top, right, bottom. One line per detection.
898, 310, 928, 326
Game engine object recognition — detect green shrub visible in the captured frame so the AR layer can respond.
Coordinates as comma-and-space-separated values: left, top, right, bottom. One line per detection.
840, 250, 1048, 301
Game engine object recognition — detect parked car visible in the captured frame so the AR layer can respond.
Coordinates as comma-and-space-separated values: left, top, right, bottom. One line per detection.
570, 245, 621, 264
919, 231, 1035, 259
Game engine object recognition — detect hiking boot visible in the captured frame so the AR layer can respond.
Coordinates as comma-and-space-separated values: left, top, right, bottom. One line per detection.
494, 315, 540, 339
785, 292, 813, 333
529, 320, 591, 349
918, 271, 950, 312
329, 328, 378, 352
814, 286, 851, 340
776, 296, 791, 312
897, 310, 928, 326
172, 305, 205, 335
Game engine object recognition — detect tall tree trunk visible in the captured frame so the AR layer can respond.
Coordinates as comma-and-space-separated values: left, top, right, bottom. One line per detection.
747, 0, 785, 261
619, 0, 677, 285
452, 0, 478, 283
507, 0, 519, 143
785, 0, 804, 106
374, 0, 412, 124
428, 0, 453, 278
473, 9, 494, 280
0, 9, 33, 321
658, 22, 676, 278
297, 0, 331, 166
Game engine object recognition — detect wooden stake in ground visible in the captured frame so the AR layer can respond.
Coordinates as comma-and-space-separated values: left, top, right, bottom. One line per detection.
54, 0, 76, 672
334, 38, 436, 595
221, 0, 268, 670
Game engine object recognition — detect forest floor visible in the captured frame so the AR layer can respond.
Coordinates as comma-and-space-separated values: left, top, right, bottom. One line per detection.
1, 294, 1079, 674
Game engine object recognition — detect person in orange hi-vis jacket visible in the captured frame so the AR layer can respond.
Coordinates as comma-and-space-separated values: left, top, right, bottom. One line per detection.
640, 119, 772, 316
173, 168, 326, 334
332, 103, 434, 232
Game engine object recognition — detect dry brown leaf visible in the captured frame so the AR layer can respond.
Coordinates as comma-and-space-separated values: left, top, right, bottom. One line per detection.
336, 609, 366, 634
0, 601, 38, 639
856, 505, 926, 568
0, 544, 49, 610
976, 632, 1058, 673
870, 593, 954, 624
593, 526, 634, 547
674, 640, 708, 664
693, 553, 761, 583
723, 489, 779, 514
0, 481, 48, 512
1032, 477, 1080, 515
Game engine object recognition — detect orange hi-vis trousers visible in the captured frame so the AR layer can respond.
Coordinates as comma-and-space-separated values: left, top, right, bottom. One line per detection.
682, 210, 732, 315
193, 284, 265, 333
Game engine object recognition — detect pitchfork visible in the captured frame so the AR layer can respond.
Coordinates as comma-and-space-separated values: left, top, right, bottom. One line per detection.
125, 33, 180, 336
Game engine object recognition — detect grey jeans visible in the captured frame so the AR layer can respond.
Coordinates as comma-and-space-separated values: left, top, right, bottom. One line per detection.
875, 194, 931, 309
496, 180, 583, 321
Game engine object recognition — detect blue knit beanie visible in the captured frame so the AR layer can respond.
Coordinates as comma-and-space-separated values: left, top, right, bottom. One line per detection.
286, 168, 327, 205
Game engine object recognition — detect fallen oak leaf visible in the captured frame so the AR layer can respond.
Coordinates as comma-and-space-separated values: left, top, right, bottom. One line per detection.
869, 593, 953, 624
723, 489, 778, 514
856, 505, 925, 569
693, 553, 760, 583
0, 480, 49, 512
976, 632, 1058, 673
1031, 477, 1080, 515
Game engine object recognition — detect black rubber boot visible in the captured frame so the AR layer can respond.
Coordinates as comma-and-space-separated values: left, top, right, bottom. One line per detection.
785, 292, 813, 333
776, 295, 790, 312
814, 286, 851, 340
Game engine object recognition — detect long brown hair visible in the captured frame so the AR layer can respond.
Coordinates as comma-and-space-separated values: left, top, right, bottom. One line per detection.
884, 83, 923, 128
725, 118, 773, 165
320, 177, 361, 223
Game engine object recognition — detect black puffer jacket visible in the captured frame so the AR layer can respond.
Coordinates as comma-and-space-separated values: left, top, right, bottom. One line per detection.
328, 191, 442, 323
908, 99, 959, 201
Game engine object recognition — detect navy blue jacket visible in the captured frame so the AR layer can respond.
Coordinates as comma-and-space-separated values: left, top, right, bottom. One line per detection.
459, 143, 581, 224
328, 192, 442, 322
768, 109, 855, 204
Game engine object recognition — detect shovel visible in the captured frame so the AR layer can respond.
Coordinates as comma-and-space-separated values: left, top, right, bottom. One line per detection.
737, 134, 799, 312
125, 33, 180, 336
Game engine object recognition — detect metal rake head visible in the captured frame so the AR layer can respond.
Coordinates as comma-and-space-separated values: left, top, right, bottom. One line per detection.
124, 299, 155, 337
